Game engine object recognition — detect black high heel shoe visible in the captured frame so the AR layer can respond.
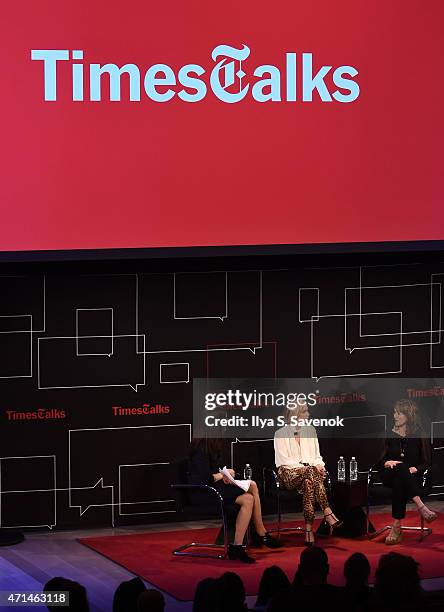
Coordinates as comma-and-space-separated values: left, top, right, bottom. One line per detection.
324, 511, 342, 535
304, 529, 314, 547
251, 531, 283, 549
227, 544, 256, 563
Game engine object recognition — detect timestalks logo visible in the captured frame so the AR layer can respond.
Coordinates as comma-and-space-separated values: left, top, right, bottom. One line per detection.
112, 403, 170, 416
5, 408, 66, 421
31, 44, 359, 104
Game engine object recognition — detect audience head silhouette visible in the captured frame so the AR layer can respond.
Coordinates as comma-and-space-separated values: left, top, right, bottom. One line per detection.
256, 565, 290, 607
374, 552, 423, 607
344, 552, 371, 587
137, 589, 165, 612
113, 577, 146, 612
192, 577, 220, 612
294, 546, 329, 586
217, 572, 246, 611
44, 577, 89, 611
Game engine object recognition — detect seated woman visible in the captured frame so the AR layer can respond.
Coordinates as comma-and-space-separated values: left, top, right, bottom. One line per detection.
378, 399, 437, 545
274, 401, 341, 546
188, 438, 281, 563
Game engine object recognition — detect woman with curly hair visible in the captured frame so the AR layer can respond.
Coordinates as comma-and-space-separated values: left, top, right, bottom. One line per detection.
378, 399, 437, 545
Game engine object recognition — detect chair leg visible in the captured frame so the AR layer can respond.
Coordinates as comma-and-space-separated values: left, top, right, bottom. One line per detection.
366, 501, 387, 539
366, 500, 394, 539
222, 506, 229, 556
365, 501, 380, 538
366, 507, 432, 542
405, 515, 432, 542
366, 499, 371, 538
265, 491, 305, 540
172, 501, 230, 559
174, 514, 228, 559
173, 541, 227, 559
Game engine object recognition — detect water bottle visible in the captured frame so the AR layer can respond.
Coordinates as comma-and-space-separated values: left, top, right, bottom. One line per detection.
244, 463, 252, 479
350, 457, 358, 481
337, 456, 346, 481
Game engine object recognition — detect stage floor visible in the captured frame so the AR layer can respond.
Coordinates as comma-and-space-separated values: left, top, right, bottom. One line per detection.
1, 502, 443, 612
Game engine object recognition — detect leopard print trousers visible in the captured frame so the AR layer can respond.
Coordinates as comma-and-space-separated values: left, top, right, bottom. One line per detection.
277, 465, 329, 523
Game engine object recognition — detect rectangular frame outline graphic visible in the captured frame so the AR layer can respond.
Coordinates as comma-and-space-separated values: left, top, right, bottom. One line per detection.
0, 455, 56, 529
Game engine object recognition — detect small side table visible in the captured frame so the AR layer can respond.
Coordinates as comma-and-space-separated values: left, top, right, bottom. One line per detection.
317, 476, 375, 538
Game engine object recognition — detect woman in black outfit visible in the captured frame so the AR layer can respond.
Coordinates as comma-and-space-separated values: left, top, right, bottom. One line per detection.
378, 399, 437, 544
188, 438, 281, 563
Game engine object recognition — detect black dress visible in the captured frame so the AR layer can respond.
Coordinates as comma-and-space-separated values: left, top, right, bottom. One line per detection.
377, 431, 431, 519
187, 445, 246, 505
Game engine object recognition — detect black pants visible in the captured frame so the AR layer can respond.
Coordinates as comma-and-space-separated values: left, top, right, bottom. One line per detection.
380, 464, 422, 519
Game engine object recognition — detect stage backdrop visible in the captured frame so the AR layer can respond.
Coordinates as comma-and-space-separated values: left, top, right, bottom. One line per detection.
1, 0, 444, 252
0, 251, 444, 530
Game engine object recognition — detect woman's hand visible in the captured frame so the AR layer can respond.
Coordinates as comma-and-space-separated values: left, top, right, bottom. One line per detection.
409, 466, 418, 474
384, 460, 403, 469
316, 464, 326, 477
222, 468, 236, 484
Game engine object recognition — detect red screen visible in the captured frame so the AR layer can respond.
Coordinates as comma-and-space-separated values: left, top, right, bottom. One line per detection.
1, 1, 443, 252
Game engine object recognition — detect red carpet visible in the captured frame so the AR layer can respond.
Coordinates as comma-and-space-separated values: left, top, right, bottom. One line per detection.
78, 511, 444, 601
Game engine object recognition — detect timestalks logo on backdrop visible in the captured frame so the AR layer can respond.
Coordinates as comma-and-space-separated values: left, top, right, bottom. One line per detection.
31, 44, 360, 104
5, 409, 66, 421
112, 403, 170, 416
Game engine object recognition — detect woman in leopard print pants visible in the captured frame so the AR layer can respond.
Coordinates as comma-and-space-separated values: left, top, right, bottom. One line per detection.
274, 402, 341, 546
278, 464, 329, 524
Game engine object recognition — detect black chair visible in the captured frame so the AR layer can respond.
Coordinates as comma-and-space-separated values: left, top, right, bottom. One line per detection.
263, 466, 332, 539
364, 465, 433, 541
170, 458, 240, 559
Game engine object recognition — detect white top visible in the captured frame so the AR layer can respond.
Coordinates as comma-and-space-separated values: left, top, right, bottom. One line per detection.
274, 424, 325, 468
